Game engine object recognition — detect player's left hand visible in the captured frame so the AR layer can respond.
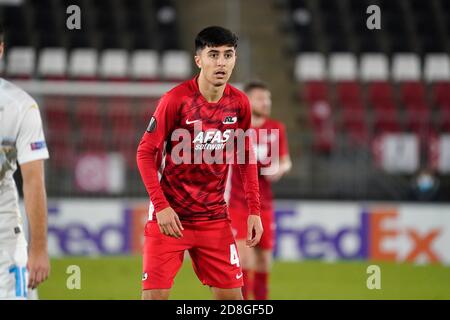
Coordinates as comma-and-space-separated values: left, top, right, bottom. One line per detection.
27, 246, 50, 289
247, 214, 263, 247
265, 170, 284, 182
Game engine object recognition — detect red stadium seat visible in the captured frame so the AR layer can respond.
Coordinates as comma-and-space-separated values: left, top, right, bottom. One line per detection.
335, 81, 362, 105
43, 96, 71, 138
308, 101, 335, 153
340, 102, 368, 145
74, 97, 107, 151
367, 81, 394, 105
400, 81, 426, 105
432, 81, 450, 106
47, 136, 75, 170
302, 81, 329, 104
106, 98, 137, 149
106, 98, 134, 129
404, 102, 431, 133
438, 104, 450, 132
372, 101, 401, 134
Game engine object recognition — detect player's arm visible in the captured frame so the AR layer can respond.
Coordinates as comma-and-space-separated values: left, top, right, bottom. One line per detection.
16, 104, 50, 289
136, 94, 183, 238
21, 160, 50, 289
266, 123, 292, 182
237, 95, 263, 247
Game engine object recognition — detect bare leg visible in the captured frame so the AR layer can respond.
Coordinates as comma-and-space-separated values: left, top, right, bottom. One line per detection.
236, 239, 256, 299
254, 247, 272, 273
142, 289, 171, 300
210, 287, 243, 300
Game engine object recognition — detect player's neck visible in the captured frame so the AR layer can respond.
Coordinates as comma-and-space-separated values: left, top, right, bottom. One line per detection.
197, 73, 226, 103
252, 115, 266, 128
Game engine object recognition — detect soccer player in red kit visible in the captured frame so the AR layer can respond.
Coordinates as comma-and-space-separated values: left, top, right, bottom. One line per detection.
136, 26, 263, 300
227, 81, 292, 300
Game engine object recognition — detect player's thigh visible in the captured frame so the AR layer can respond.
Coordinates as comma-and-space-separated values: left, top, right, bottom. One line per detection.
254, 247, 273, 273
142, 222, 189, 290
236, 239, 255, 270
0, 244, 28, 300
229, 209, 247, 241
258, 211, 275, 251
210, 287, 243, 300
189, 220, 243, 289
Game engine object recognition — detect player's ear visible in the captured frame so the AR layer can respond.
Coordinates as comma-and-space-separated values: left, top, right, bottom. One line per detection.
194, 54, 202, 69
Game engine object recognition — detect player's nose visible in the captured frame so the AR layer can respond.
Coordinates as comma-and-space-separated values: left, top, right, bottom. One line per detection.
217, 55, 226, 66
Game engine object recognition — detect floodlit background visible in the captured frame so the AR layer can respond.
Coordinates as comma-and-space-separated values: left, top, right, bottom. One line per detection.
1, 0, 450, 299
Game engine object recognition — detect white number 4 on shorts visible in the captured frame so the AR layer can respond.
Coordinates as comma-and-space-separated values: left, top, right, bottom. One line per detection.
230, 244, 240, 267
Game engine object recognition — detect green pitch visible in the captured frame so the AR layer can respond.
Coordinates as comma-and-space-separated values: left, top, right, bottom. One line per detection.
37, 256, 450, 300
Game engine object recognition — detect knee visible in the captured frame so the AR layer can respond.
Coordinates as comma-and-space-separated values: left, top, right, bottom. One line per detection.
255, 253, 272, 272
212, 288, 243, 300
142, 289, 170, 300
240, 254, 253, 270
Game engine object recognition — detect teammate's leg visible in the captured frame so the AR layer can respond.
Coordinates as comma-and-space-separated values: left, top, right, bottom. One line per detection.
236, 239, 255, 299
253, 247, 272, 300
252, 210, 274, 300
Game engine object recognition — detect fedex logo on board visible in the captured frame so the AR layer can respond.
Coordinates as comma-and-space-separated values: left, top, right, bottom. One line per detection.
274, 208, 442, 264
47, 204, 148, 256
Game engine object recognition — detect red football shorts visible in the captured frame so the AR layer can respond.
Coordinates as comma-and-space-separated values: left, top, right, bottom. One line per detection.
142, 218, 243, 290
229, 208, 275, 250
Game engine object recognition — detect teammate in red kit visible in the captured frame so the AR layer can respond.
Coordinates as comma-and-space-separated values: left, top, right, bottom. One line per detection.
136, 26, 263, 300
227, 81, 292, 300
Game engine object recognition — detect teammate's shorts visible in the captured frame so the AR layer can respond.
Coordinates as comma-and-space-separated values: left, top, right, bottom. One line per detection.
142, 218, 243, 290
0, 214, 29, 300
229, 208, 275, 250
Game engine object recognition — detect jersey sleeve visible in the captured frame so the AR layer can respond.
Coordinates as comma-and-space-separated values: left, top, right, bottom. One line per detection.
136, 93, 179, 212
236, 95, 260, 215
16, 103, 49, 165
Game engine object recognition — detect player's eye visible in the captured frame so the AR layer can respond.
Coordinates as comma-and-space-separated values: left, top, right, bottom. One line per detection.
225, 53, 233, 59
209, 53, 218, 58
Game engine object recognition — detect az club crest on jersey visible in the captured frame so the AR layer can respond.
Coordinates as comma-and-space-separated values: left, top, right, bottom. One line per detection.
223, 116, 237, 124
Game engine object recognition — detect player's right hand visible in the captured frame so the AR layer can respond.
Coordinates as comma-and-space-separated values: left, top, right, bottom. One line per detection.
27, 246, 50, 289
247, 214, 263, 247
156, 207, 184, 239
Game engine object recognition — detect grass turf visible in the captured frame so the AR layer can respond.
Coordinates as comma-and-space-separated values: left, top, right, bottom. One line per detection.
37, 256, 450, 300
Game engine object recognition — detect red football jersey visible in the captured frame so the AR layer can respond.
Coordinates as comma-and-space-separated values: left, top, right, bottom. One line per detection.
228, 118, 289, 213
137, 76, 260, 222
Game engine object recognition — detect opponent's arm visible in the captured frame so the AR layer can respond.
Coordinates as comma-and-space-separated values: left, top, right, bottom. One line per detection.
21, 160, 50, 289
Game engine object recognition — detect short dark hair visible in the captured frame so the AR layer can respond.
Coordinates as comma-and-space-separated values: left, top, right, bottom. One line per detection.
244, 80, 269, 94
195, 26, 238, 52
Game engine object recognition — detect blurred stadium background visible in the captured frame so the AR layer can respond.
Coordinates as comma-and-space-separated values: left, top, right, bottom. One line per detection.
1, 0, 450, 299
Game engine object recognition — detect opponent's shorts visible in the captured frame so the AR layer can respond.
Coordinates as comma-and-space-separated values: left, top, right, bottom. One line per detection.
0, 214, 29, 300
142, 218, 243, 290
229, 208, 275, 250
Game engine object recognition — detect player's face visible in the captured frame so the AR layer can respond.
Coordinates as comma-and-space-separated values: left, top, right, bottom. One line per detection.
0, 42, 3, 60
248, 88, 271, 118
195, 45, 236, 87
